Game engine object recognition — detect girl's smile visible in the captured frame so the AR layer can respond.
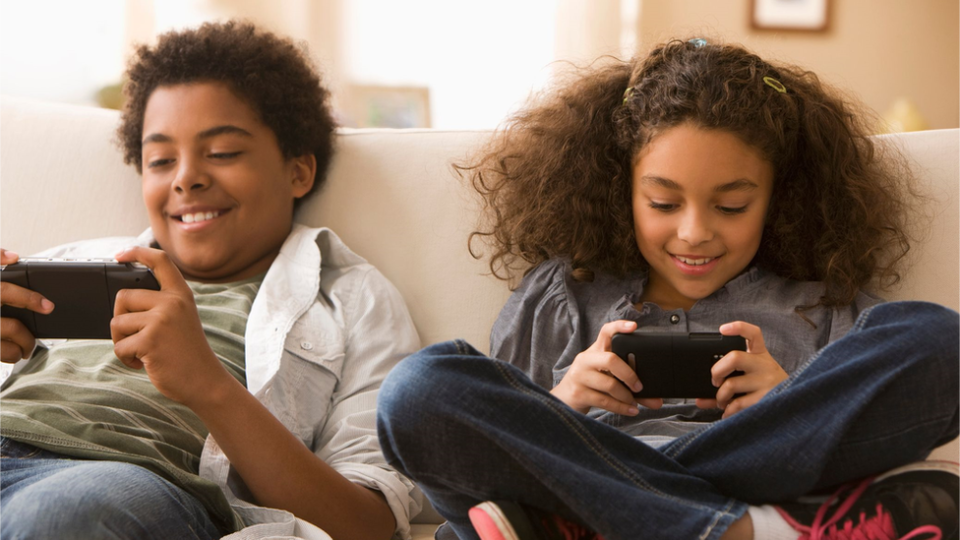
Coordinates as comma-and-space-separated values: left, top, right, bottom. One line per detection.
632, 123, 774, 311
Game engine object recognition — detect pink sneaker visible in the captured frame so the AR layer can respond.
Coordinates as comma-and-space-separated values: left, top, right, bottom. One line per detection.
776, 461, 959, 540
468, 500, 605, 540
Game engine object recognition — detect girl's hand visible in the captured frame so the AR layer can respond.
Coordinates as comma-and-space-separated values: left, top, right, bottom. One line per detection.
550, 320, 663, 415
111, 247, 233, 408
0, 249, 54, 363
696, 321, 787, 418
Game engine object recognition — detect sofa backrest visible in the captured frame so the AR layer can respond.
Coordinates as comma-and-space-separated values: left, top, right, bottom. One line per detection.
1, 95, 958, 354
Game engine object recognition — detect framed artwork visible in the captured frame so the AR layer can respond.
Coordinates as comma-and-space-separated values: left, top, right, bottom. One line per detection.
342, 85, 431, 129
751, 0, 830, 32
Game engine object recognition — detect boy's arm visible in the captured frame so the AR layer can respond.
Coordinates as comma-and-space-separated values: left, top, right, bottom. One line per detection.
111, 247, 413, 540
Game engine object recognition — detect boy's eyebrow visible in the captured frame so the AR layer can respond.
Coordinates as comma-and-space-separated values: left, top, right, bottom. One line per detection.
640, 175, 759, 192
141, 125, 253, 145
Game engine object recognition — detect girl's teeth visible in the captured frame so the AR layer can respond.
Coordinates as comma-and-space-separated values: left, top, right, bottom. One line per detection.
677, 256, 714, 266
182, 211, 220, 224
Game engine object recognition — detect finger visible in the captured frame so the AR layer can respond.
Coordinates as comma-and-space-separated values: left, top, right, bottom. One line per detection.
593, 351, 642, 393
1, 249, 20, 265
636, 397, 663, 410
0, 282, 54, 314
110, 311, 151, 345
114, 247, 188, 295
577, 386, 640, 416
715, 374, 762, 409
722, 394, 762, 419
580, 369, 638, 407
112, 334, 145, 370
1, 318, 36, 360
720, 321, 768, 355
696, 398, 718, 409
1, 340, 25, 363
590, 320, 637, 353
113, 287, 163, 317
711, 350, 750, 386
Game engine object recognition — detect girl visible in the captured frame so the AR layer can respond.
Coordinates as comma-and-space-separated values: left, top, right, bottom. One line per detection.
376, 39, 959, 540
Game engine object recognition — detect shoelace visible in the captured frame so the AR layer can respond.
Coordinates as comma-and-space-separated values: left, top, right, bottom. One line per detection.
777, 477, 943, 540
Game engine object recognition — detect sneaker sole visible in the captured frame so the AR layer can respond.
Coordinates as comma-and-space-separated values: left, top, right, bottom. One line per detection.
875, 460, 959, 483
470, 501, 522, 540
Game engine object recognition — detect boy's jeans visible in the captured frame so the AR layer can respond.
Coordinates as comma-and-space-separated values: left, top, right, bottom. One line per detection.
377, 301, 959, 540
0, 438, 221, 540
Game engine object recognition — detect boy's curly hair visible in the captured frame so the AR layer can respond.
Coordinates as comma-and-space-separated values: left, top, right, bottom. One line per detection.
117, 20, 336, 198
463, 39, 917, 307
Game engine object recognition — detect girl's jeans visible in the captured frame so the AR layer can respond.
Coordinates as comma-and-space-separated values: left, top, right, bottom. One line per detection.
377, 301, 959, 540
0, 438, 221, 540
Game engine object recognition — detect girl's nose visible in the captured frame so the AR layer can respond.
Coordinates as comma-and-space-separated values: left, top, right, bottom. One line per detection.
677, 210, 714, 246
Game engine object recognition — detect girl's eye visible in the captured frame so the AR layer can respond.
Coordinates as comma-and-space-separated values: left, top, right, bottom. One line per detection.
718, 205, 748, 215
209, 151, 242, 160
649, 202, 677, 212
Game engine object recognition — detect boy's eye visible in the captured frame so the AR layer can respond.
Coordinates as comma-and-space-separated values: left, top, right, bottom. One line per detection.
718, 205, 748, 215
649, 202, 678, 212
146, 158, 174, 169
209, 151, 242, 160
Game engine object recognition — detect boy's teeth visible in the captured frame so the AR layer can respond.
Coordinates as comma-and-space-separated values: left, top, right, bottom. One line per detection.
677, 256, 714, 266
181, 211, 220, 224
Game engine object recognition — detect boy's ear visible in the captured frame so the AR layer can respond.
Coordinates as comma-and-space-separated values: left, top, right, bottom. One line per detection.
291, 154, 317, 199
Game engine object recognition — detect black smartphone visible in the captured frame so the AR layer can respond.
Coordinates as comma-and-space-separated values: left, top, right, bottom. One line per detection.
1, 258, 160, 339
611, 331, 746, 398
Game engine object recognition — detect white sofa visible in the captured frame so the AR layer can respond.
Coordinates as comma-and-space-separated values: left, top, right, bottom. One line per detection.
1, 95, 957, 539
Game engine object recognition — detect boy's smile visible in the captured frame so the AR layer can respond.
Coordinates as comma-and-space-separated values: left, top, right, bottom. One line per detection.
140, 82, 315, 283
631, 123, 773, 311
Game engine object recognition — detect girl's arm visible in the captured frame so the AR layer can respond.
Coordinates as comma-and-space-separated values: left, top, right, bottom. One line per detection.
110, 247, 401, 540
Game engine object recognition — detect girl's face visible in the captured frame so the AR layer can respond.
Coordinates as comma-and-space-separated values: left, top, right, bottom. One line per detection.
141, 82, 315, 283
631, 123, 773, 311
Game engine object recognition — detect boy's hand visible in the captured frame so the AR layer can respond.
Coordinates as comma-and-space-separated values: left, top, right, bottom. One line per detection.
550, 320, 663, 415
696, 321, 787, 418
0, 249, 54, 362
111, 247, 232, 407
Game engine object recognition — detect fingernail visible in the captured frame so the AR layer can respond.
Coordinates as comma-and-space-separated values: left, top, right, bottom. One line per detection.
41, 299, 54, 312
627, 407, 639, 415
6, 251, 18, 258
633, 381, 642, 392
622, 321, 634, 328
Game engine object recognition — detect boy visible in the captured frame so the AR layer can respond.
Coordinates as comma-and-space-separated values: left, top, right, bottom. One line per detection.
0, 21, 421, 540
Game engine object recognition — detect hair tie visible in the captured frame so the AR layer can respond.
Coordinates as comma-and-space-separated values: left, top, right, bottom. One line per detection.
622, 87, 634, 106
688, 38, 708, 48
763, 76, 787, 93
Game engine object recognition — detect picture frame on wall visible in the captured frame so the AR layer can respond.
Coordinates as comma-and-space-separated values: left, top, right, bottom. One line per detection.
751, 0, 830, 32
342, 85, 431, 129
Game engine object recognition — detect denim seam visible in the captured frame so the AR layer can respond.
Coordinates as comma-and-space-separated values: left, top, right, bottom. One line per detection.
492, 361, 731, 517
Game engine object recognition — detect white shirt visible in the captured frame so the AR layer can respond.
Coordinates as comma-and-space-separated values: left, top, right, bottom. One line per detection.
5, 224, 423, 540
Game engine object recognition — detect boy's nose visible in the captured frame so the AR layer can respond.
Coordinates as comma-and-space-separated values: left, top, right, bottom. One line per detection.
172, 160, 211, 193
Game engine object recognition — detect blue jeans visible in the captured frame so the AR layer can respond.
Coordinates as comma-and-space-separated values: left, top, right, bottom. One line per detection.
376, 301, 959, 540
0, 438, 222, 540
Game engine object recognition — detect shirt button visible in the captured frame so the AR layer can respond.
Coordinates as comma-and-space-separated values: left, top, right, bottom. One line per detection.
669, 314, 681, 324
300, 341, 313, 350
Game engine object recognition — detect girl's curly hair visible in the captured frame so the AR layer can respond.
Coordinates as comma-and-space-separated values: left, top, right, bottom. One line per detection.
117, 20, 336, 199
463, 39, 917, 307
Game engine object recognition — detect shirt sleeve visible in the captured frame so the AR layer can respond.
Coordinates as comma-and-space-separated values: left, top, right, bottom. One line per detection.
827, 289, 886, 344
489, 259, 582, 390
311, 266, 423, 540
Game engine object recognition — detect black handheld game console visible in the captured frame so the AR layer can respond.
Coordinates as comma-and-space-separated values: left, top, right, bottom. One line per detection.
611, 331, 746, 398
1, 258, 160, 339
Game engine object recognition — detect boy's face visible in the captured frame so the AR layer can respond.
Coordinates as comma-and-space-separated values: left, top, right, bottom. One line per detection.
140, 82, 315, 283
631, 123, 773, 311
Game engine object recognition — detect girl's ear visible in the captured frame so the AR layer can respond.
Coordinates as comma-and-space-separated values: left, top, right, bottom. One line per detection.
290, 154, 317, 199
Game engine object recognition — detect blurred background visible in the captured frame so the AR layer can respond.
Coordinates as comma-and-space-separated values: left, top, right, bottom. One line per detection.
1, 0, 956, 132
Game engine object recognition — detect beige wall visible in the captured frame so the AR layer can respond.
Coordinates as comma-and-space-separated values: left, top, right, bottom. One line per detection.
638, 0, 959, 130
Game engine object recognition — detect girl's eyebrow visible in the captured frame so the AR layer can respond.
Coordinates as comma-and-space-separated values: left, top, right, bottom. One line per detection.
141, 125, 253, 145
640, 175, 759, 193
